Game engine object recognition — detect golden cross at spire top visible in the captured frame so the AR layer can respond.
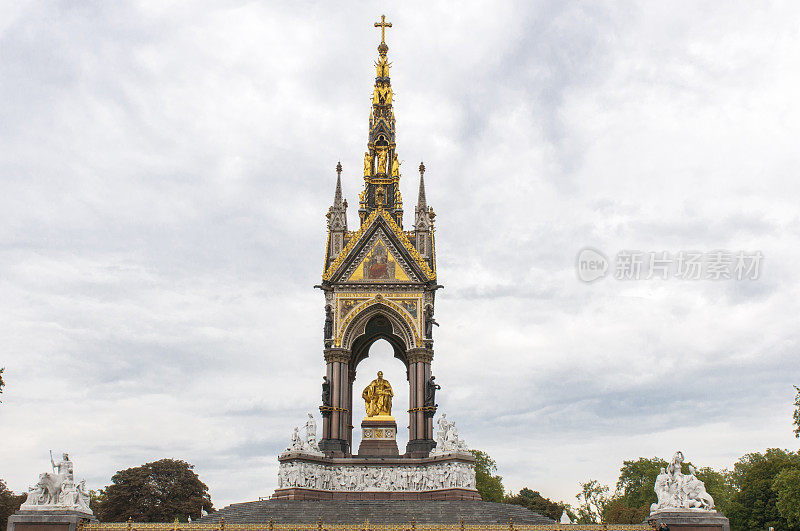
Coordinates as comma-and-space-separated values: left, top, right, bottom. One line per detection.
374, 15, 392, 44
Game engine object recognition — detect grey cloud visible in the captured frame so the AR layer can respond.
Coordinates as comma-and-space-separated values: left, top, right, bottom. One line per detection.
2, 0, 800, 509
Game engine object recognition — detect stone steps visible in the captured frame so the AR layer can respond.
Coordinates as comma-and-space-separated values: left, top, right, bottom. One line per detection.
200, 500, 554, 524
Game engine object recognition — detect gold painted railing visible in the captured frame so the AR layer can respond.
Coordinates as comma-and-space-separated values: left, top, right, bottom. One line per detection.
79, 522, 653, 531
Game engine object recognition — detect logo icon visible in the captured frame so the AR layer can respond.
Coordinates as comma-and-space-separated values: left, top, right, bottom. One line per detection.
576, 247, 608, 283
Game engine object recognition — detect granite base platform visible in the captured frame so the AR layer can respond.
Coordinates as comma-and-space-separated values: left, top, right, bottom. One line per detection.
647, 510, 730, 531
200, 500, 554, 524
7, 510, 96, 531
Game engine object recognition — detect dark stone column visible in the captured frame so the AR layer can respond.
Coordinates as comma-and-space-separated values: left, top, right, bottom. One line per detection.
407, 366, 417, 442
405, 347, 435, 456
346, 368, 355, 452
319, 348, 350, 455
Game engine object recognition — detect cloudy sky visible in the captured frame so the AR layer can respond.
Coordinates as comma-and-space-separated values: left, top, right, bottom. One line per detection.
2, 0, 799, 510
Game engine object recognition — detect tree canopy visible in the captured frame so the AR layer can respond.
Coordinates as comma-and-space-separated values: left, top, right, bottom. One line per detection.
773, 468, 800, 528
727, 448, 800, 531
469, 449, 504, 502
615, 457, 668, 510
93, 459, 214, 522
0, 479, 26, 531
575, 479, 609, 523
505, 487, 566, 521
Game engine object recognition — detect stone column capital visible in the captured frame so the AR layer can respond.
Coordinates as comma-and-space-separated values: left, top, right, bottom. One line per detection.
407, 347, 434, 364
324, 348, 351, 364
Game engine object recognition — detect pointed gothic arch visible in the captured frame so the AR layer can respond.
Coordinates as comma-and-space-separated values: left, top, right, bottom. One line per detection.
340, 298, 418, 355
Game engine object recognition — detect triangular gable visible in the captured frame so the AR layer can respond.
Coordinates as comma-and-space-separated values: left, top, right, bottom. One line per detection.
324, 209, 434, 283
335, 226, 420, 283
346, 239, 411, 282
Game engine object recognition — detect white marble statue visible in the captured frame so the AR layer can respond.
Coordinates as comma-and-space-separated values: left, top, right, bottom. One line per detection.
303, 413, 323, 455
277, 460, 476, 492
650, 451, 715, 515
431, 414, 469, 455
285, 427, 304, 453
282, 414, 324, 456
20, 452, 92, 514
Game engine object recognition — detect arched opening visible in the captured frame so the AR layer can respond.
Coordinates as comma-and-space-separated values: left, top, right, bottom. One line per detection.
331, 304, 419, 455
351, 338, 410, 452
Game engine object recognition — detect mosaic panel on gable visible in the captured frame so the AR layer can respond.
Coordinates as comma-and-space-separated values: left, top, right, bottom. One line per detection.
343, 231, 414, 283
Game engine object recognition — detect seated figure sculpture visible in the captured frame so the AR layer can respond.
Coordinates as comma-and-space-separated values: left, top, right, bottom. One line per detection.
650, 451, 715, 514
362, 371, 393, 417
20, 452, 92, 514
430, 414, 468, 455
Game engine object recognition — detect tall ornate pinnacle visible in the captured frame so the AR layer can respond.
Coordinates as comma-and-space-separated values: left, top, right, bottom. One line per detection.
359, 15, 402, 226
328, 161, 347, 231
334, 161, 343, 205
415, 162, 429, 231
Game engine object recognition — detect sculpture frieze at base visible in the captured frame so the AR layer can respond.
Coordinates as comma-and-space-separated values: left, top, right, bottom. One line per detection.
274, 453, 478, 501
275, 412, 478, 500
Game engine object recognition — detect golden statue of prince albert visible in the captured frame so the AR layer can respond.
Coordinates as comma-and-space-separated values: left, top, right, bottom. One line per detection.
362, 371, 393, 418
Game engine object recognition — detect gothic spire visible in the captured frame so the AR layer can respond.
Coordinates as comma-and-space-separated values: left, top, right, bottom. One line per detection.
359, 15, 403, 227
417, 162, 427, 209
328, 161, 347, 232
415, 162, 429, 231
334, 161, 344, 208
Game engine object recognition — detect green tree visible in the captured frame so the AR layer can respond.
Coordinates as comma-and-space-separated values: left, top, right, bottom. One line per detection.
614, 457, 668, 510
0, 479, 26, 531
89, 489, 105, 516
469, 450, 504, 502
602, 497, 648, 524
504, 487, 565, 521
693, 467, 734, 515
575, 479, 609, 524
773, 468, 800, 527
94, 459, 214, 522
727, 448, 800, 531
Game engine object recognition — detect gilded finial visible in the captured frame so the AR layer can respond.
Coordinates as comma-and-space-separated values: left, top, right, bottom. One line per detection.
419, 161, 425, 176
336, 161, 342, 176
374, 15, 392, 45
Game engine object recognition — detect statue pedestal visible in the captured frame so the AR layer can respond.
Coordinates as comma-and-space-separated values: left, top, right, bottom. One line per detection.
647, 510, 730, 531
357, 417, 399, 457
7, 510, 96, 531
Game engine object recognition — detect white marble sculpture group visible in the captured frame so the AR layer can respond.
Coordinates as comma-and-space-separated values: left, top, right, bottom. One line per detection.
650, 451, 716, 514
282, 412, 469, 458
283, 413, 323, 456
279, 412, 475, 492
278, 461, 476, 492
430, 414, 468, 455
20, 452, 92, 515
